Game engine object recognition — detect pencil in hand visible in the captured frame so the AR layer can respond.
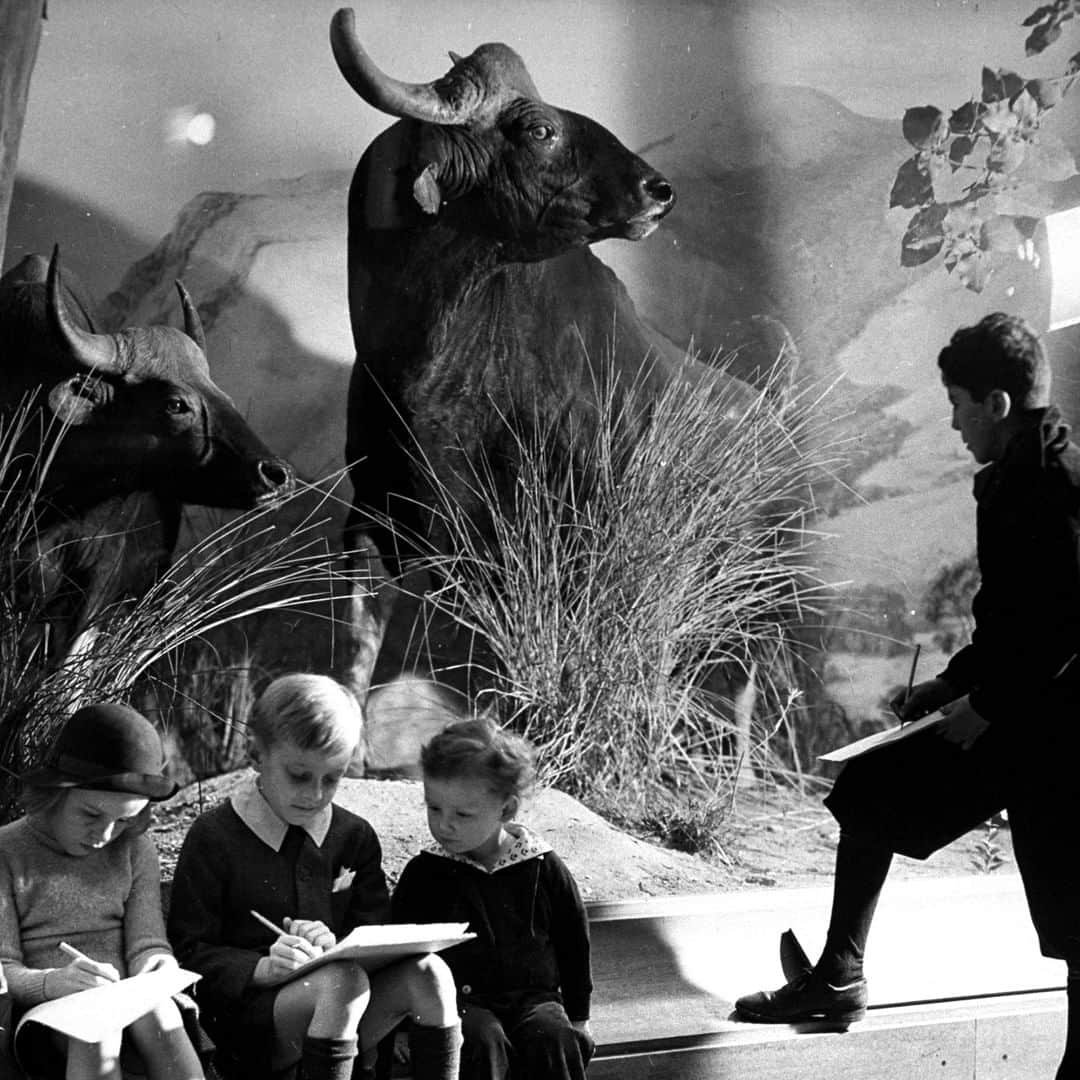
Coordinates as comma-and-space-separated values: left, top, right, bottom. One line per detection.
58, 941, 120, 983
250, 910, 322, 960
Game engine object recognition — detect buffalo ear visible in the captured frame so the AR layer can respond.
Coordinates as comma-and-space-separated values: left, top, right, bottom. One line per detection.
412, 163, 443, 215
47, 374, 109, 426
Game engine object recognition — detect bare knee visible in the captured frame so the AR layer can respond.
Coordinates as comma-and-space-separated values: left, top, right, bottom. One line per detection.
313, 959, 371, 1004
274, 962, 372, 1057
404, 954, 457, 1027
66, 1032, 122, 1080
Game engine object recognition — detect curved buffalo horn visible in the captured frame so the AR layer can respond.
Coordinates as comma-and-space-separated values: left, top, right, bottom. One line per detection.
46, 246, 121, 373
330, 7, 476, 124
176, 280, 207, 353
448, 51, 463, 65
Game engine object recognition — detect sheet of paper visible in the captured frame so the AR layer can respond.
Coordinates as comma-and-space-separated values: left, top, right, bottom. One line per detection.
818, 712, 943, 763
16, 966, 199, 1043
272, 922, 475, 985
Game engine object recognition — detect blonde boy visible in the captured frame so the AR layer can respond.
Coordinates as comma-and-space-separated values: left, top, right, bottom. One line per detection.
168, 674, 461, 1080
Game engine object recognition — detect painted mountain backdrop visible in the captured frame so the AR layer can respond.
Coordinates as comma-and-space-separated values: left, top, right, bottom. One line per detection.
13, 81, 1080, 729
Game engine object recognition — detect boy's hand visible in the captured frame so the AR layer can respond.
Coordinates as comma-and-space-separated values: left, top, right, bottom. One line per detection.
267, 931, 323, 977
572, 1019, 595, 1055
47, 956, 120, 997
936, 694, 990, 751
284, 917, 336, 951
133, 953, 178, 976
889, 676, 956, 723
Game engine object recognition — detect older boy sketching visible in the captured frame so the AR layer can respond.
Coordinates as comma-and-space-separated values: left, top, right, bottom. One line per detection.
736, 313, 1080, 1079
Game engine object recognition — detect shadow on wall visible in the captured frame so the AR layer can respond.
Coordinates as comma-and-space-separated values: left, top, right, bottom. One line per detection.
5, 174, 153, 290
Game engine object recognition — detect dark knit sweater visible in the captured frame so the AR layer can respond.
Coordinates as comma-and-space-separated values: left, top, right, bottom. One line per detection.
391, 845, 592, 1021
940, 406, 1080, 723
166, 798, 389, 1019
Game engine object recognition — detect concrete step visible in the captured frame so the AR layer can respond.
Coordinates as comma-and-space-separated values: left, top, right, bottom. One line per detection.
587, 873, 1066, 1078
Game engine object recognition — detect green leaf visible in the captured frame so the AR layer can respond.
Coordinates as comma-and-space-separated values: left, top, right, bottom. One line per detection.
1027, 78, 1064, 108
1026, 22, 1062, 55
928, 152, 971, 203
1011, 87, 1041, 129
988, 134, 1027, 173
1022, 6, 1056, 28
981, 100, 1020, 136
900, 204, 947, 266
980, 214, 1023, 253
902, 105, 947, 149
950, 100, 985, 134
889, 156, 933, 208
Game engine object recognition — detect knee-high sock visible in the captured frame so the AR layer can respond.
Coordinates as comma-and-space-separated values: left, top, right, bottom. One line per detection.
299, 1035, 358, 1080
408, 1023, 462, 1080
816, 830, 893, 984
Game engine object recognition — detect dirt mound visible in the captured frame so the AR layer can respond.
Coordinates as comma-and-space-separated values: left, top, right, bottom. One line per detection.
156, 772, 1012, 902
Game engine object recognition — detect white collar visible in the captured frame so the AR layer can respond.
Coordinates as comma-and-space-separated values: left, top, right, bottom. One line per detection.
425, 821, 552, 874
230, 771, 332, 851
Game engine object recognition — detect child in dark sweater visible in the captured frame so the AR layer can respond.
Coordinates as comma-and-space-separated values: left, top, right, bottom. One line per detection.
167, 674, 461, 1080
393, 717, 594, 1080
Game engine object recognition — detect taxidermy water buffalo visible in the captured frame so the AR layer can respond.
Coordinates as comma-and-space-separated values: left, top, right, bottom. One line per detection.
330, 8, 777, 706
0, 248, 296, 663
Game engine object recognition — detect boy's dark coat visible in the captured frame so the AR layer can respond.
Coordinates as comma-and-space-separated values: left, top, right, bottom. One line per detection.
826, 408, 1080, 958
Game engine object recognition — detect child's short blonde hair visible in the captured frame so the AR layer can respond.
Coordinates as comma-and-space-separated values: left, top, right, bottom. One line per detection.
420, 716, 536, 802
249, 674, 362, 756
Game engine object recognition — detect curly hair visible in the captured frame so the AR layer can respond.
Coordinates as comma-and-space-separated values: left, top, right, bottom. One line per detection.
420, 716, 536, 801
937, 312, 1050, 408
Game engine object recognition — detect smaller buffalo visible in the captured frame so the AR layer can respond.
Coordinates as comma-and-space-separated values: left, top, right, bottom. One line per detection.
0, 247, 296, 663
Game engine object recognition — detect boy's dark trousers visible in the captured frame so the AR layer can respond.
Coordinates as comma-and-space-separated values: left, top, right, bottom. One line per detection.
817, 696, 1080, 1075
457, 998, 593, 1080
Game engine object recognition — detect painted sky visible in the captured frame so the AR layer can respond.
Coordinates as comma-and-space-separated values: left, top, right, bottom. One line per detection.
12, 0, 1051, 263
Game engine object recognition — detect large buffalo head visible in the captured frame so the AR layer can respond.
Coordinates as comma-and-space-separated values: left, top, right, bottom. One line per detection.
330, 7, 675, 261
0, 249, 294, 512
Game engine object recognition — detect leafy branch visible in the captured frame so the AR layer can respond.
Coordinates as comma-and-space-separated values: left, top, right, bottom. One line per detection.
892, 3, 1080, 291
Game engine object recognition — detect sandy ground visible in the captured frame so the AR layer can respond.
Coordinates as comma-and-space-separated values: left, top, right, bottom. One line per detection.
155, 771, 1015, 902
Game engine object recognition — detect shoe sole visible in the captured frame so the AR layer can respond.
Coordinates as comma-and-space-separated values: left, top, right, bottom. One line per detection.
735, 1005, 867, 1026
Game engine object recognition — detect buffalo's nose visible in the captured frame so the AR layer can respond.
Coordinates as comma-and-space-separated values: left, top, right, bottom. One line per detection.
643, 175, 675, 208
259, 458, 295, 492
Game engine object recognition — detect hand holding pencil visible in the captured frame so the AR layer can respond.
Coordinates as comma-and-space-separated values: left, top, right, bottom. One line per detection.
888, 643, 957, 726
46, 941, 120, 998
251, 910, 331, 978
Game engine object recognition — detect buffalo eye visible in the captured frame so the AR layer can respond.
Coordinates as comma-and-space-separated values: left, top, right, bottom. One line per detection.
528, 123, 556, 143
164, 396, 190, 416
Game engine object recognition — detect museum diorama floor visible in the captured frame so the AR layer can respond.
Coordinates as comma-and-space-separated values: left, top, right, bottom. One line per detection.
160, 774, 1061, 1078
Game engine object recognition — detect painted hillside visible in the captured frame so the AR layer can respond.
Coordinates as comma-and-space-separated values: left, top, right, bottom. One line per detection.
19, 79, 1080, 732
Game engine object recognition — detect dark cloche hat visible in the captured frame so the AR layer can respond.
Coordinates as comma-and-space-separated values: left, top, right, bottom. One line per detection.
20, 703, 178, 800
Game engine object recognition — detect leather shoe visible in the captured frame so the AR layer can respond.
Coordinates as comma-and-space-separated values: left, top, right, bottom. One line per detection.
735, 968, 868, 1025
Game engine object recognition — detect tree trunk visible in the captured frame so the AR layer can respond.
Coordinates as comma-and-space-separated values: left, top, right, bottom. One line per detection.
0, 0, 47, 270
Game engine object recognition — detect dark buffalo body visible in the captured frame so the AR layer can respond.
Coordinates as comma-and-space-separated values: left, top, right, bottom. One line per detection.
0, 249, 295, 660
331, 9, 764, 691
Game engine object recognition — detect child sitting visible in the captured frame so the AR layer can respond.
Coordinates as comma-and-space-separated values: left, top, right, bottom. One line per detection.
393, 717, 594, 1080
0, 702, 204, 1080
167, 673, 461, 1080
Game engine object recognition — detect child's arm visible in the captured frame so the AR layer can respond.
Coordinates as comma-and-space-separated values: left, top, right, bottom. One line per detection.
0, 850, 119, 1005
545, 853, 593, 1025
167, 816, 267, 1004
123, 834, 175, 976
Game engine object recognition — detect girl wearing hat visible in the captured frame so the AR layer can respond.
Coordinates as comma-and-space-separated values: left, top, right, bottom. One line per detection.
0, 702, 205, 1080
